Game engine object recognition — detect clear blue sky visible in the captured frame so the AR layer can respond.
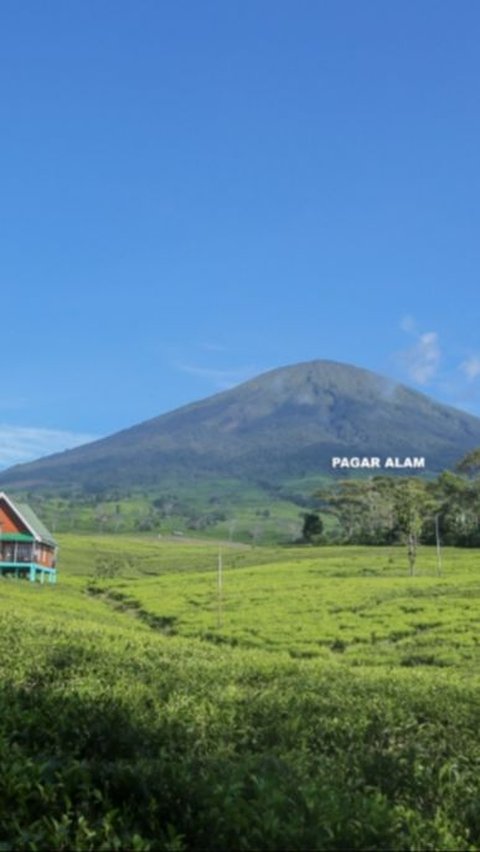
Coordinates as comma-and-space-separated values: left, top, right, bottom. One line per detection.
1, 1, 480, 466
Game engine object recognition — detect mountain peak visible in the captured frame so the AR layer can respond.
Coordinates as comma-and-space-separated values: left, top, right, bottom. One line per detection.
1, 360, 479, 489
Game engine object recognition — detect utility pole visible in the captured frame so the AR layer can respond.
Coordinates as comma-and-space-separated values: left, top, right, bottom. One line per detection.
217, 548, 223, 629
435, 514, 442, 576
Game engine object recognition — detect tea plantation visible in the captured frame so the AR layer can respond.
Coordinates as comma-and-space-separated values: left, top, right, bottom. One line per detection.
2, 535, 480, 850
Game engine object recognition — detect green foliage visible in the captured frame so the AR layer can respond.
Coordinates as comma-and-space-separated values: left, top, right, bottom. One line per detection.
392, 479, 437, 574
93, 554, 125, 580
317, 479, 398, 544
429, 470, 480, 547
301, 512, 324, 543
6, 444, 480, 550
1, 537, 480, 848
8, 480, 314, 545
317, 471, 480, 556
456, 446, 480, 478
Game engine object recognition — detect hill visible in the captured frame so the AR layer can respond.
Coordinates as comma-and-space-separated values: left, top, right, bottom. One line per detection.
1, 359, 480, 491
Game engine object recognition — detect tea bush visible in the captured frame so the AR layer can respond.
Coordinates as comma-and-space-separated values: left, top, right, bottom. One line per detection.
1, 538, 480, 849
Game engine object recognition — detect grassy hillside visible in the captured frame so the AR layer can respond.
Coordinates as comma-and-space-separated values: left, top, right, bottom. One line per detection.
12, 477, 329, 543
2, 537, 480, 849
63, 534, 480, 668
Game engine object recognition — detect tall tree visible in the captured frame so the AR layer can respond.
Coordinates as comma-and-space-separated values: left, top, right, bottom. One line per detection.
456, 447, 480, 478
392, 479, 434, 574
301, 512, 324, 544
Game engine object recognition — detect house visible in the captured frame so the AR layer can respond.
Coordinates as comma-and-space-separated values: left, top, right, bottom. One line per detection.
0, 492, 58, 583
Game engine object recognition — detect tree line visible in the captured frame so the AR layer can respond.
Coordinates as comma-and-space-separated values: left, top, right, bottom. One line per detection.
302, 448, 480, 560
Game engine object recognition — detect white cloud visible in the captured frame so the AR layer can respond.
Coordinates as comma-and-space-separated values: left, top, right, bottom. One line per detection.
460, 355, 480, 381
399, 329, 441, 385
0, 425, 98, 469
396, 317, 480, 414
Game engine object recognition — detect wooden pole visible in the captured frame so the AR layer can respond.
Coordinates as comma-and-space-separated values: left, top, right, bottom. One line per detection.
435, 514, 442, 576
217, 548, 223, 629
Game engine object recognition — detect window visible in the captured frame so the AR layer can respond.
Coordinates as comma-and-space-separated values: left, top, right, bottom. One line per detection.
17, 543, 33, 562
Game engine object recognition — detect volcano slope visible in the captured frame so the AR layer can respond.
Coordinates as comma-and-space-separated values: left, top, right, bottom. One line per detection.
1, 360, 480, 491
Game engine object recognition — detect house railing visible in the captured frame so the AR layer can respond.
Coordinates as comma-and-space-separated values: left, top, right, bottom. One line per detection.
0, 562, 57, 583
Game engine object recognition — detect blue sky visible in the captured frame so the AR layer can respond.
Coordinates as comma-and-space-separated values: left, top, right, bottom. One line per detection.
1, 1, 480, 466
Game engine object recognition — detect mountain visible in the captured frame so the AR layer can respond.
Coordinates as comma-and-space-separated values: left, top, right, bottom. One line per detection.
2, 360, 480, 491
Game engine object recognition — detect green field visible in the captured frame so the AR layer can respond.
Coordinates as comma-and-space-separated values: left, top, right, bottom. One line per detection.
1, 536, 480, 850
13, 476, 329, 544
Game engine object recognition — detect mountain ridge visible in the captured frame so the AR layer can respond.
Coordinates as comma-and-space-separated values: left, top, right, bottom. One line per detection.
1, 359, 480, 490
